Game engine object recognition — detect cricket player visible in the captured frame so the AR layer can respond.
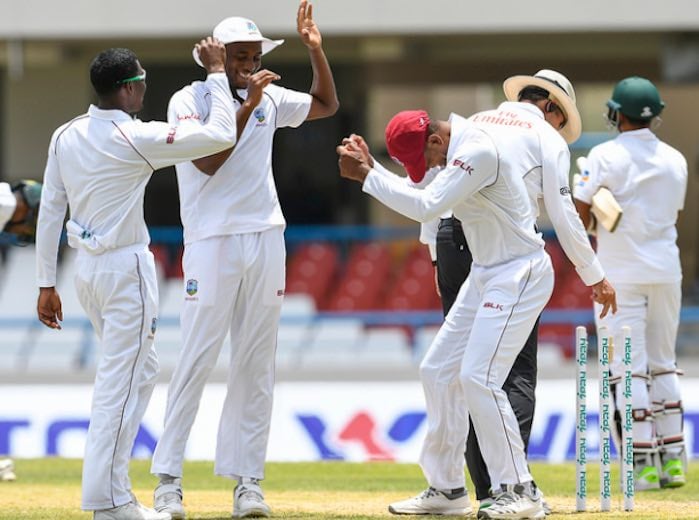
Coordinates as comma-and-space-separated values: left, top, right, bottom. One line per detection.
36, 41, 237, 520
0, 179, 42, 484
337, 71, 616, 519
0, 180, 42, 244
574, 76, 688, 490
150, 2, 338, 518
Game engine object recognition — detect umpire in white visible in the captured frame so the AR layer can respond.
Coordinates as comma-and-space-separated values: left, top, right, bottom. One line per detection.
36, 41, 237, 520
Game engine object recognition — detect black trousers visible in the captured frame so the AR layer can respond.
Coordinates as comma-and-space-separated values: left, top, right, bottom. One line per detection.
436, 217, 539, 500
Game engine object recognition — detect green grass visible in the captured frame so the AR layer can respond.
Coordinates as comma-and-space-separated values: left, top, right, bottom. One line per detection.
1, 459, 698, 519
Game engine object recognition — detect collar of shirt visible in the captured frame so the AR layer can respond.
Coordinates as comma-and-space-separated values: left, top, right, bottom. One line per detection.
88, 104, 134, 121
498, 101, 545, 120
446, 112, 470, 161
618, 127, 656, 141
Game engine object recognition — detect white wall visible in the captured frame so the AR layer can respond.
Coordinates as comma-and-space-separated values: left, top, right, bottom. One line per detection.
2, 0, 699, 38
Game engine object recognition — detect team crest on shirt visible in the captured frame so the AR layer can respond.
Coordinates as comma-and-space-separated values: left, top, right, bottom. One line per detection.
254, 107, 267, 125
186, 279, 198, 296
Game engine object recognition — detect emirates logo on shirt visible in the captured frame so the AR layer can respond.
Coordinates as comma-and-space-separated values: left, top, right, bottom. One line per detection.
166, 127, 177, 144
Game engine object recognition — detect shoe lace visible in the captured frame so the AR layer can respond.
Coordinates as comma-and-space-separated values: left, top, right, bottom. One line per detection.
237, 479, 264, 502
494, 491, 517, 507
418, 487, 440, 500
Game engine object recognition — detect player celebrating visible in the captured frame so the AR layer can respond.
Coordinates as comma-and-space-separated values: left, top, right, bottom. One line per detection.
150, 1, 338, 518
36, 41, 237, 520
574, 77, 688, 490
337, 73, 615, 519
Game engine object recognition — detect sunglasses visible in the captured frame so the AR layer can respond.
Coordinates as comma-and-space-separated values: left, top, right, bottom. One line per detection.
116, 69, 147, 85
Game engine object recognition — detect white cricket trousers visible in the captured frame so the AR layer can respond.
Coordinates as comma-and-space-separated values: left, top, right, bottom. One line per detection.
595, 281, 683, 451
418, 248, 553, 491
73, 244, 160, 511
151, 228, 285, 481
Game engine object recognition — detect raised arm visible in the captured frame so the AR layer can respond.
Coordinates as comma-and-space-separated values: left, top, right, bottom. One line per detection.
298, 0, 339, 120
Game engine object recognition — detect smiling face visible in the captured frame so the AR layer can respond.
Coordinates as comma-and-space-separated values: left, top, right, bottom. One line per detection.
224, 41, 263, 89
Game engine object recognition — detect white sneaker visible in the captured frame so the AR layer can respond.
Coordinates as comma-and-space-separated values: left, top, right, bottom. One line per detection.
0, 459, 16, 482
479, 483, 545, 519
94, 500, 172, 520
388, 487, 472, 515
154, 478, 185, 519
233, 477, 271, 518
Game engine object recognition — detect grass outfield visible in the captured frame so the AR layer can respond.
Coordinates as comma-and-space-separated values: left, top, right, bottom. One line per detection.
1, 459, 697, 519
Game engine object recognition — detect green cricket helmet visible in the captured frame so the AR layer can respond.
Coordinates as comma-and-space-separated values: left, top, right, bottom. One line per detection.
606, 76, 665, 124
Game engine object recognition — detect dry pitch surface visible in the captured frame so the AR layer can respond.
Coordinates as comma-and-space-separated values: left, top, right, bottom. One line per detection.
1, 459, 697, 519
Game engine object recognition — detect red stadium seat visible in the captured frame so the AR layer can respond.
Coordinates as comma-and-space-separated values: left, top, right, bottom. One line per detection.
325, 242, 392, 311
286, 242, 341, 309
382, 244, 441, 311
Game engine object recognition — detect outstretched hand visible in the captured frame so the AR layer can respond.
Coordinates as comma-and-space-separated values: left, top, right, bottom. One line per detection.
297, 0, 322, 50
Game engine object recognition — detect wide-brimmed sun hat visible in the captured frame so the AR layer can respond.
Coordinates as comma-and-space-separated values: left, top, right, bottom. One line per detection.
193, 17, 284, 67
503, 69, 582, 144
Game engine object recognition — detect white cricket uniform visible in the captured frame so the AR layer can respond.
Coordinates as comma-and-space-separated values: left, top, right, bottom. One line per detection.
574, 128, 687, 452
0, 182, 17, 229
151, 83, 311, 481
364, 103, 591, 491
35, 72, 237, 511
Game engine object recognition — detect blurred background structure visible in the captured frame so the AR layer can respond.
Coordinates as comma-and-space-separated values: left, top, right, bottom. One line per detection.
2, 0, 699, 375
0, 0, 699, 406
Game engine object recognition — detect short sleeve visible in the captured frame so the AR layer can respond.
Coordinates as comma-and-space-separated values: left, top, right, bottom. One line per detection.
267, 85, 312, 129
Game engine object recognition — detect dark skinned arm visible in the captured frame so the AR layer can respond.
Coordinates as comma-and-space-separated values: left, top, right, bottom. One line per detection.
298, 0, 339, 120
192, 69, 280, 176
574, 198, 593, 232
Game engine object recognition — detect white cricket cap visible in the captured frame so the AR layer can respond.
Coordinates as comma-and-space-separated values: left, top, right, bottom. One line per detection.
502, 69, 582, 144
193, 17, 284, 67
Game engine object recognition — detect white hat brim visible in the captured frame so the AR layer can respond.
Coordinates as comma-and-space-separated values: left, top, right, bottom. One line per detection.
192, 38, 284, 68
503, 75, 582, 144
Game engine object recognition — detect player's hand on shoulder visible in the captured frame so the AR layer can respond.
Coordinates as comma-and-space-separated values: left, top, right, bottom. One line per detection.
297, 0, 322, 50
591, 278, 617, 319
197, 37, 226, 74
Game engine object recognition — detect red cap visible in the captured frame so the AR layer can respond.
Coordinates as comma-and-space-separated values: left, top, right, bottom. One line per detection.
384, 110, 430, 182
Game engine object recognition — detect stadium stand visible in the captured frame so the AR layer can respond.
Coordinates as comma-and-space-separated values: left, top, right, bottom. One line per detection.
2, 227, 697, 376
286, 242, 340, 309
325, 242, 392, 311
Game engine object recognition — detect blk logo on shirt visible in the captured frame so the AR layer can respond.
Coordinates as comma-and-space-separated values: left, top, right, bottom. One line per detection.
453, 159, 474, 175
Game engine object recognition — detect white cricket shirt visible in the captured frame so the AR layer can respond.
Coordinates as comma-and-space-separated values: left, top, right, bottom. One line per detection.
364, 104, 604, 286
574, 128, 687, 284
36, 73, 237, 287
0, 182, 16, 229
364, 112, 542, 268
169, 82, 312, 244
